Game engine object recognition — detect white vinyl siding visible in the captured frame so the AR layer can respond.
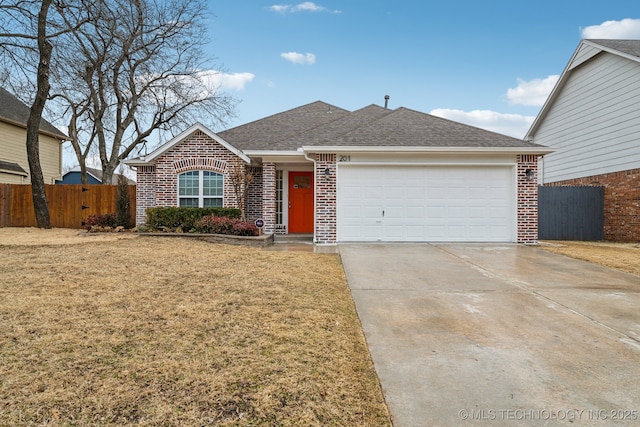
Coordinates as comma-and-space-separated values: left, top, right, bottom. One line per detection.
535, 52, 640, 183
337, 164, 515, 242
569, 44, 601, 70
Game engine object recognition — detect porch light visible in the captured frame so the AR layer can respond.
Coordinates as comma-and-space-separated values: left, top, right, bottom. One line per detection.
525, 169, 535, 181
324, 167, 330, 177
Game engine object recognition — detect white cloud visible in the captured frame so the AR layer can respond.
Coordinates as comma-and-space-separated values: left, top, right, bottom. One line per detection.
430, 108, 535, 139
280, 52, 316, 64
506, 75, 559, 107
269, 5, 289, 13
581, 18, 640, 39
268, 2, 341, 14
199, 71, 255, 91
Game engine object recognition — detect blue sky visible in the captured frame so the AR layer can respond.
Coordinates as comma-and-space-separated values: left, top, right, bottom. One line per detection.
205, 0, 640, 138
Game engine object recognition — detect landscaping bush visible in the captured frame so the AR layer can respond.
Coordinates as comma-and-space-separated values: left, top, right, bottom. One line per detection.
145, 207, 242, 232
115, 174, 132, 229
84, 213, 117, 230
194, 215, 259, 236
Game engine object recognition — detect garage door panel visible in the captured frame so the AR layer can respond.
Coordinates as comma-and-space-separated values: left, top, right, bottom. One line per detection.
337, 165, 515, 242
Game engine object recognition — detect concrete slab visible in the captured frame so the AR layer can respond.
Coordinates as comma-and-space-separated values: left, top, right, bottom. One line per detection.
340, 243, 640, 426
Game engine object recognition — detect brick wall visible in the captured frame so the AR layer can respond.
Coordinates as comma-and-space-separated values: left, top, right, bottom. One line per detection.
546, 168, 640, 242
517, 155, 539, 244
135, 165, 156, 225
136, 130, 246, 224
262, 163, 276, 234
246, 166, 263, 223
315, 153, 337, 244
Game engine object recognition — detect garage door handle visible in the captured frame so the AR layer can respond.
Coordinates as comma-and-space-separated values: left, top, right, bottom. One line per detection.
382, 210, 384, 217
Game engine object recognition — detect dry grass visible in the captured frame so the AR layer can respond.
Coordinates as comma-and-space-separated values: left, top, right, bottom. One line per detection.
539, 240, 640, 276
0, 229, 390, 426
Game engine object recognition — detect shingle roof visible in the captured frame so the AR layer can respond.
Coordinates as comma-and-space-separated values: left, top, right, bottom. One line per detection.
66, 166, 136, 184
218, 101, 350, 151
0, 159, 28, 176
587, 39, 640, 59
219, 100, 545, 150
0, 86, 67, 139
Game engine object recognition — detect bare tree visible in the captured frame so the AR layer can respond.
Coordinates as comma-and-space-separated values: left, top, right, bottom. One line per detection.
2, 0, 235, 187
53, 0, 235, 184
229, 167, 253, 222
0, 1, 64, 228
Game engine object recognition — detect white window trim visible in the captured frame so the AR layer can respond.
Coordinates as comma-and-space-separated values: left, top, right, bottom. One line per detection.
177, 170, 223, 208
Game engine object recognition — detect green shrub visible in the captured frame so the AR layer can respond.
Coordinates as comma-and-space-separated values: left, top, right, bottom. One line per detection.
115, 174, 132, 229
194, 215, 259, 236
145, 207, 242, 231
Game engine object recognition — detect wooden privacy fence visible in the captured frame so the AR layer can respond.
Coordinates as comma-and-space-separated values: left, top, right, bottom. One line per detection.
538, 186, 604, 241
0, 184, 136, 229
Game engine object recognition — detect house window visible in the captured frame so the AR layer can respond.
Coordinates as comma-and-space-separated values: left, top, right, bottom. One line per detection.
178, 170, 223, 207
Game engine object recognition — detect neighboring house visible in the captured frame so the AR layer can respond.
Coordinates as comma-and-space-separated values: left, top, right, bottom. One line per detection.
57, 166, 136, 185
125, 101, 551, 244
526, 39, 640, 242
0, 86, 67, 184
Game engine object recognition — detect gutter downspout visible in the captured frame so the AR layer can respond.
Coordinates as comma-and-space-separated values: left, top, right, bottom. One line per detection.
303, 149, 318, 244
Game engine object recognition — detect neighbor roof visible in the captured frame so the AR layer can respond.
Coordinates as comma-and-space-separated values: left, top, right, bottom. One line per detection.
64, 166, 136, 184
0, 159, 28, 176
0, 86, 67, 139
586, 39, 640, 59
219, 101, 546, 151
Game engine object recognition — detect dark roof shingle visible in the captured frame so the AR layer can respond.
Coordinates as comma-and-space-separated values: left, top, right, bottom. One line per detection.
587, 39, 640, 58
0, 86, 67, 139
219, 101, 546, 150
0, 159, 28, 175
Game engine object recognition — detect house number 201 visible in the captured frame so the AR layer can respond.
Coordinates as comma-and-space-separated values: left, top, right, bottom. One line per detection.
339, 155, 351, 162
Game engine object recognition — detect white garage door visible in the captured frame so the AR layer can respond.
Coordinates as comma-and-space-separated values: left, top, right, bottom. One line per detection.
337, 165, 515, 242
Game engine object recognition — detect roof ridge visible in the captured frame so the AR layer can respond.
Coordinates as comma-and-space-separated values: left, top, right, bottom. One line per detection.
394, 106, 525, 143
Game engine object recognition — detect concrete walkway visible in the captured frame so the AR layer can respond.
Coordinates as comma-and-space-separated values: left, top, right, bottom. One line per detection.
340, 243, 640, 426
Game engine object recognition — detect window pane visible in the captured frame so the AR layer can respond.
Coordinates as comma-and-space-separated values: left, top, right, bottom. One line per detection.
179, 198, 199, 207
294, 175, 311, 188
179, 171, 199, 196
203, 171, 223, 197
203, 198, 223, 207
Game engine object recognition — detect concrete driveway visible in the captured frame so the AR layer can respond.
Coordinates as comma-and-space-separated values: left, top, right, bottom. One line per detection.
340, 244, 640, 426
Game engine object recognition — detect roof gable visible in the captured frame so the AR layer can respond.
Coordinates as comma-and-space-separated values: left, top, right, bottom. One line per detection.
526, 39, 640, 139
0, 87, 67, 139
126, 123, 250, 165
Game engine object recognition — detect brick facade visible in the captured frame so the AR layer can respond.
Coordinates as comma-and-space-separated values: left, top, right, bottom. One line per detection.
517, 155, 539, 244
262, 163, 276, 234
545, 168, 640, 242
135, 166, 157, 225
134, 130, 246, 225
246, 166, 263, 223
315, 153, 337, 244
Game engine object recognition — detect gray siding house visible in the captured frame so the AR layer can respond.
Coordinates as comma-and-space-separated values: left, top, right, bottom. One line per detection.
526, 39, 640, 241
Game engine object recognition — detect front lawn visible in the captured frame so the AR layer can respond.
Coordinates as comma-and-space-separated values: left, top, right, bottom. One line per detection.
539, 240, 640, 276
0, 229, 390, 426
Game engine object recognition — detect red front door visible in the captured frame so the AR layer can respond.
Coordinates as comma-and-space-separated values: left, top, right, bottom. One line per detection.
288, 171, 314, 233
